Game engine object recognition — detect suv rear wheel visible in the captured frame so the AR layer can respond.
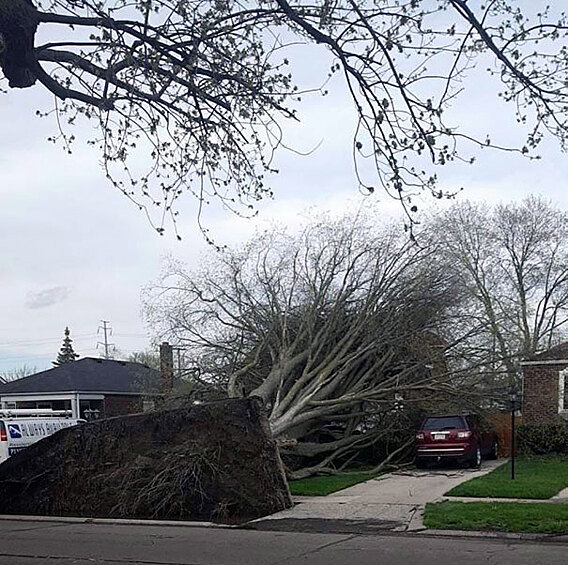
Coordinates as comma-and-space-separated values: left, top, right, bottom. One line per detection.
488, 439, 499, 460
469, 446, 481, 468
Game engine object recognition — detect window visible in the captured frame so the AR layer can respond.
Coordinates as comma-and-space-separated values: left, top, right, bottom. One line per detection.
422, 417, 467, 431
79, 399, 103, 420
143, 400, 156, 412
36, 401, 53, 410
466, 415, 480, 430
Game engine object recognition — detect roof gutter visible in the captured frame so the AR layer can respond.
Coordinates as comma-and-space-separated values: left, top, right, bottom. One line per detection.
520, 359, 568, 366
0, 390, 162, 397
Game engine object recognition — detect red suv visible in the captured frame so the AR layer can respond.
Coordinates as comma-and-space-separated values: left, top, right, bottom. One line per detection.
414, 414, 499, 468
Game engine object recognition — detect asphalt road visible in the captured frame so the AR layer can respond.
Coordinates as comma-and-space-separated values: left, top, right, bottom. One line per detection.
0, 519, 567, 565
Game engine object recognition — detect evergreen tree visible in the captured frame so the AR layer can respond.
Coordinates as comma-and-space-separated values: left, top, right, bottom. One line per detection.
52, 327, 79, 367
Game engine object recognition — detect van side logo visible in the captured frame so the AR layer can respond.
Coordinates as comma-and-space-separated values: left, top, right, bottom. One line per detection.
7, 424, 22, 439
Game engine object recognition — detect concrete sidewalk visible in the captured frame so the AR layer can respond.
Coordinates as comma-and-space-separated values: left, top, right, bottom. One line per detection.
252, 460, 505, 533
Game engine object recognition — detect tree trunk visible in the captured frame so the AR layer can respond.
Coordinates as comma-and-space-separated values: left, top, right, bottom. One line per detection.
0, 0, 39, 88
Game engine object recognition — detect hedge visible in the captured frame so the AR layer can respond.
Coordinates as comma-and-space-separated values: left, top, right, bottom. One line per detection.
517, 422, 568, 455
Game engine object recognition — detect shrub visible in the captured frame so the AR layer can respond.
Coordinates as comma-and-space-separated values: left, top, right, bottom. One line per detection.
517, 422, 568, 455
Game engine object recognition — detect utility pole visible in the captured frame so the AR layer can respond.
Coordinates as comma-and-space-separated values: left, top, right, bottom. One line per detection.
97, 320, 114, 359
171, 346, 189, 379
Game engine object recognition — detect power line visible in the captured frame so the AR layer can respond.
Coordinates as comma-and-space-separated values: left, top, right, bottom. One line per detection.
0, 333, 148, 350
0, 353, 54, 361
0, 329, 150, 366
112, 333, 148, 338
0, 334, 98, 348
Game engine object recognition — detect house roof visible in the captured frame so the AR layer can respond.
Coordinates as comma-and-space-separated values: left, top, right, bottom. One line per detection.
527, 341, 568, 362
0, 358, 160, 395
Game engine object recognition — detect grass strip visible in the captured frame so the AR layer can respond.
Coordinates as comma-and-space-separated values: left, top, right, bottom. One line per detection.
424, 500, 568, 534
288, 472, 376, 496
445, 456, 568, 499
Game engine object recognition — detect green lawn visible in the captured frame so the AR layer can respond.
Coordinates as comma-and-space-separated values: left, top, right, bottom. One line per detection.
424, 500, 568, 534
288, 471, 377, 496
445, 456, 568, 499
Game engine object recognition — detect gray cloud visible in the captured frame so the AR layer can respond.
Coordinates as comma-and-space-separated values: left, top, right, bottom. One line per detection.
25, 287, 71, 309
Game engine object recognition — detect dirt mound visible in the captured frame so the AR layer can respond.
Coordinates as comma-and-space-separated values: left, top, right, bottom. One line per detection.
0, 398, 292, 523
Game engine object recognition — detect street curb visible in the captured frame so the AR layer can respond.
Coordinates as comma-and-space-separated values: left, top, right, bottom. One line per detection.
1, 514, 567, 543
416, 527, 568, 544
0, 514, 238, 528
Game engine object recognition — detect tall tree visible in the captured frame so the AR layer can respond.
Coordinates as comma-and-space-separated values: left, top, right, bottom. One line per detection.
431, 196, 568, 389
52, 326, 80, 366
145, 213, 470, 477
0, 1, 567, 232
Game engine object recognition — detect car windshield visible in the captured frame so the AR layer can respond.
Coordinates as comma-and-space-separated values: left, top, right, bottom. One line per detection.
422, 417, 466, 431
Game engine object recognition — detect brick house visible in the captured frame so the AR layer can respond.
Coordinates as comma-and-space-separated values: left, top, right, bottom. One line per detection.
0, 358, 160, 420
521, 342, 568, 424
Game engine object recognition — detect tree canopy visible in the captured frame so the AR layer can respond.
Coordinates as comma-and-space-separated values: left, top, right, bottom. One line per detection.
1, 1, 567, 233
430, 196, 568, 391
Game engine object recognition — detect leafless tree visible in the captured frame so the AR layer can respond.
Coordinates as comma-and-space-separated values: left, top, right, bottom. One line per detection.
145, 213, 471, 476
126, 350, 160, 370
0, 1, 567, 233
0, 364, 39, 383
430, 196, 568, 390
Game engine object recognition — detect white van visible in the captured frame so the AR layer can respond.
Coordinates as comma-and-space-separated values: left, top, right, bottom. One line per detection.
0, 409, 84, 464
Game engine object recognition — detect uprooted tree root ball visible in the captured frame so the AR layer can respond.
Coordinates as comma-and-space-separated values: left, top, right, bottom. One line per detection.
0, 398, 292, 523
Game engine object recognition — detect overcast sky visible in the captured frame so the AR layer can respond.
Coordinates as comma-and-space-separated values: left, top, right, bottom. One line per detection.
1, 13, 568, 374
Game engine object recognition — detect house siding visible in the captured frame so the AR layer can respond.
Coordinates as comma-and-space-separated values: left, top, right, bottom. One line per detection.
522, 364, 567, 424
103, 395, 143, 418
486, 412, 523, 456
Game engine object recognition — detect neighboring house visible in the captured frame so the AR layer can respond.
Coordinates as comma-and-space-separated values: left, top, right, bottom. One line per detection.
521, 342, 568, 424
0, 358, 160, 420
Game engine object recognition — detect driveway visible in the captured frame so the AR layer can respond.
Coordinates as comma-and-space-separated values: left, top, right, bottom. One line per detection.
251, 459, 505, 533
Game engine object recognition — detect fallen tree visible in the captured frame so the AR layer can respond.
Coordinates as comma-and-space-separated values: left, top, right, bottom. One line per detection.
146, 213, 473, 477
0, 398, 292, 522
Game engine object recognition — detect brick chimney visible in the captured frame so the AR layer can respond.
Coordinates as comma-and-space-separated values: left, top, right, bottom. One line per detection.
159, 342, 174, 394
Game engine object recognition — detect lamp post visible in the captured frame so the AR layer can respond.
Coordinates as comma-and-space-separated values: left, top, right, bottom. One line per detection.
508, 389, 518, 481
